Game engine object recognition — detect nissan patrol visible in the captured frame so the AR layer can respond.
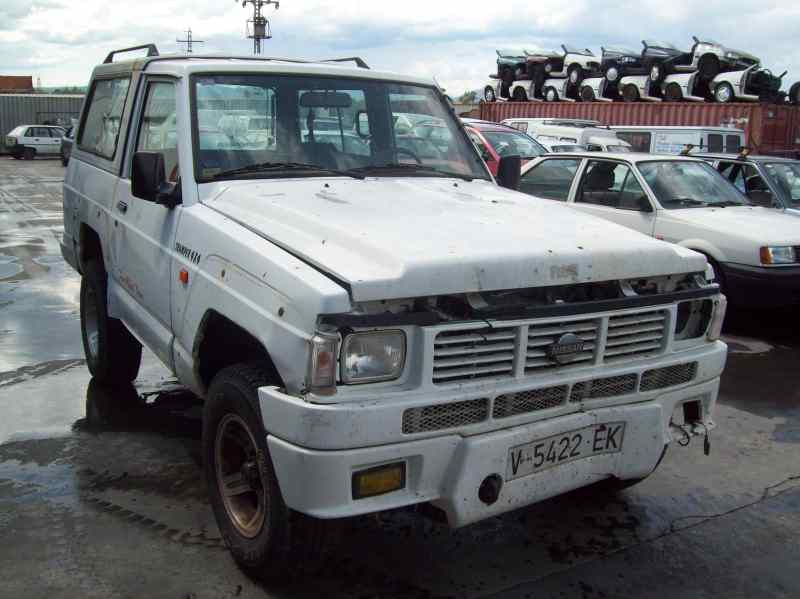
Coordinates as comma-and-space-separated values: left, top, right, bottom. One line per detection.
62, 44, 728, 580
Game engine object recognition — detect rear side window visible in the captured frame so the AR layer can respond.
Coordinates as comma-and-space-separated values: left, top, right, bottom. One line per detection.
518, 158, 580, 201
78, 77, 131, 159
725, 135, 741, 153
616, 131, 651, 152
707, 134, 723, 153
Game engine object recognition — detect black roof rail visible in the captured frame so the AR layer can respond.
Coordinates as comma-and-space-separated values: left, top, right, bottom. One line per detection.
320, 57, 370, 69
104, 44, 159, 64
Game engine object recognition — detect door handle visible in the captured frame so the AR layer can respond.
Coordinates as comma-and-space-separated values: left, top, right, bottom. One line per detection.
117, 201, 128, 214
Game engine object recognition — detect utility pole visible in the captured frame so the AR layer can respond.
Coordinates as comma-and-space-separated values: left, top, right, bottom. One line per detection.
238, 0, 279, 54
177, 28, 204, 54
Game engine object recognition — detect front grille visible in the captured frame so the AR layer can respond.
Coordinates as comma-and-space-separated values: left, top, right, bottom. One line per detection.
525, 319, 598, 373
604, 311, 667, 363
402, 398, 489, 433
570, 374, 638, 402
493, 386, 568, 419
641, 362, 698, 391
432, 327, 516, 384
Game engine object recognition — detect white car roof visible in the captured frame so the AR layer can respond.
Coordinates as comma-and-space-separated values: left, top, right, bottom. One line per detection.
98, 54, 436, 88
523, 152, 705, 171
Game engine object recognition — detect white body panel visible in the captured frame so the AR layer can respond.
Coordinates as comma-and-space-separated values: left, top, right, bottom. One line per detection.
610, 126, 746, 155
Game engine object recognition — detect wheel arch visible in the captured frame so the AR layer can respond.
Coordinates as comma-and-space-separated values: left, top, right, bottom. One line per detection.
79, 223, 103, 274
193, 309, 286, 395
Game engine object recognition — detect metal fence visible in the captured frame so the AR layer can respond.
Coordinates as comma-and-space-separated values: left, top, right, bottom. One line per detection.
0, 94, 85, 153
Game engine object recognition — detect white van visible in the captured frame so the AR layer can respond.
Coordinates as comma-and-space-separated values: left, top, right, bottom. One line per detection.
610, 126, 745, 155
502, 118, 632, 152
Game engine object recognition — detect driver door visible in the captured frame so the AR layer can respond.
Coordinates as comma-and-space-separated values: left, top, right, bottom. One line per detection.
110, 78, 182, 369
572, 160, 656, 236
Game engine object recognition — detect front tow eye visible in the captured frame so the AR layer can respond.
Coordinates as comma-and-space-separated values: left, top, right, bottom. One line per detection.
478, 474, 503, 505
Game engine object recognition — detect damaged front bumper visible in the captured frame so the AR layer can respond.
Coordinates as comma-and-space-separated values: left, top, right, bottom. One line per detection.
259, 341, 726, 527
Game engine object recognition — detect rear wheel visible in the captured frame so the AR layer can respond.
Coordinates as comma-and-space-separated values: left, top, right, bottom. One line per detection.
512, 86, 527, 102
580, 85, 596, 102
622, 84, 640, 103
714, 82, 734, 104
544, 87, 559, 102
23, 147, 35, 160
568, 65, 583, 87
80, 260, 142, 383
698, 54, 720, 80
664, 82, 683, 102
789, 82, 800, 106
484, 86, 496, 102
204, 363, 338, 581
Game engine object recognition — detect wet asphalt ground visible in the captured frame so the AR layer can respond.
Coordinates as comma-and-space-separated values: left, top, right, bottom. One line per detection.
0, 156, 798, 599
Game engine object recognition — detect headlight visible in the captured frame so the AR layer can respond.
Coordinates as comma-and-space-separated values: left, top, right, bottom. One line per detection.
341, 330, 406, 384
760, 246, 797, 265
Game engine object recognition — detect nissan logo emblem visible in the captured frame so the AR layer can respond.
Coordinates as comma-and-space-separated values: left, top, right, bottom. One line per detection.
546, 333, 586, 365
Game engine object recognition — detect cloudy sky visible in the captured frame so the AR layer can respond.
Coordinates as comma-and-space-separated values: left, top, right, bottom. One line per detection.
1, 0, 799, 94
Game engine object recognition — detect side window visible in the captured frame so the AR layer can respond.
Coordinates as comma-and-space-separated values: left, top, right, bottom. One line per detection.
24, 127, 35, 137
468, 131, 492, 162
707, 134, 723, 153
616, 131, 651, 152
79, 77, 131, 159
578, 161, 649, 211
725, 135, 741, 153
136, 82, 179, 182
518, 158, 580, 201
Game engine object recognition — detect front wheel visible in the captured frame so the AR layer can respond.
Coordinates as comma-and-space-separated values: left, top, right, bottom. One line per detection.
204, 363, 337, 581
580, 85, 596, 102
664, 82, 683, 102
512, 86, 527, 101
544, 87, 559, 102
80, 260, 142, 383
714, 82, 734, 104
622, 84, 640, 103
568, 65, 583, 86
23, 147, 35, 160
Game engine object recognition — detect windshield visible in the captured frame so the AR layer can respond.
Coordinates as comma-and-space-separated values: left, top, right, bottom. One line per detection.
563, 45, 593, 56
552, 144, 587, 153
191, 74, 489, 182
644, 40, 679, 50
638, 160, 751, 209
482, 130, 547, 159
763, 162, 800, 205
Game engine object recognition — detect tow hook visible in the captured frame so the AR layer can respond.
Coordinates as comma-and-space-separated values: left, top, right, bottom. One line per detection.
478, 474, 503, 505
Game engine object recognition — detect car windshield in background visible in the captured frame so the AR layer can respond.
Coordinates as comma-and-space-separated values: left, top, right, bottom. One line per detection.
763, 162, 800, 204
638, 160, 751, 209
482, 130, 547, 159
191, 74, 489, 182
607, 145, 632, 152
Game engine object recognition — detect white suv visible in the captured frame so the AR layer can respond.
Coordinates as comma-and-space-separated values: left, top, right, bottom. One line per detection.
62, 45, 728, 580
6, 124, 65, 159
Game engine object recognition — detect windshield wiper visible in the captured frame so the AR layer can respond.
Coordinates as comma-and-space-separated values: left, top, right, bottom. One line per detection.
210, 161, 365, 181
351, 163, 475, 181
664, 197, 709, 207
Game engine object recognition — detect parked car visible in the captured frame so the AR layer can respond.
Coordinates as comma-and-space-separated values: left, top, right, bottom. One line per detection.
60, 126, 75, 166
463, 121, 547, 175
63, 45, 727, 580
531, 138, 588, 153
523, 49, 563, 99
6, 124, 66, 159
495, 49, 528, 85
697, 152, 800, 214
502, 119, 632, 152
611, 126, 744, 155
546, 45, 602, 86
518, 152, 800, 307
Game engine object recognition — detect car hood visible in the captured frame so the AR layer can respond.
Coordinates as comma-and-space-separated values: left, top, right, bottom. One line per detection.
202, 178, 706, 302
663, 206, 800, 244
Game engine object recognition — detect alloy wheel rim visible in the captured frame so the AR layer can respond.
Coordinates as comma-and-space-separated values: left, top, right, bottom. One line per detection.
716, 85, 732, 102
215, 413, 267, 538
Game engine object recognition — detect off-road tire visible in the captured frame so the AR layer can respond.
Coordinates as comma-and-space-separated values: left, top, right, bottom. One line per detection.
203, 363, 338, 581
80, 260, 142, 383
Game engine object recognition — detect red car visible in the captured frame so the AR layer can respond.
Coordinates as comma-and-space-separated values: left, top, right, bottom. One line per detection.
463, 121, 547, 175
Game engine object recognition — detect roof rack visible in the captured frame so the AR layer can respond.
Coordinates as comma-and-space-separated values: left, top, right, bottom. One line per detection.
104, 44, 159, 64
320, 57, 370, 69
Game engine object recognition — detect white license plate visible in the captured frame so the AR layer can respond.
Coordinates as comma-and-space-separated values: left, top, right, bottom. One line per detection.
506, 422, 626, 481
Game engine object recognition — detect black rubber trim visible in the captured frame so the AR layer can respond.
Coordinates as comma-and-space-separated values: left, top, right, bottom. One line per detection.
321, 286, 719, 328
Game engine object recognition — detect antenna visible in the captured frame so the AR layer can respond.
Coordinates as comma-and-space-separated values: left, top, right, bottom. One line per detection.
177, 27, 204, 54
238, 0, 279, 54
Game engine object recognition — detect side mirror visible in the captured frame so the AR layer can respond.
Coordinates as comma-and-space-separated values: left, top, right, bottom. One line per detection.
132, 151, 181, 208
355, 111, 370, 138
496, 155, 522, 190
637, 196, 654, 212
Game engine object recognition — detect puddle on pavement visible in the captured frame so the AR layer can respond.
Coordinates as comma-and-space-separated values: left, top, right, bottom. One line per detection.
0, 256, 22, 279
